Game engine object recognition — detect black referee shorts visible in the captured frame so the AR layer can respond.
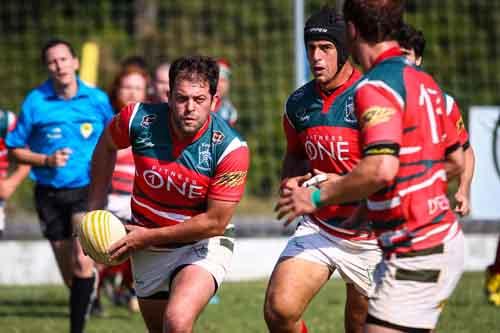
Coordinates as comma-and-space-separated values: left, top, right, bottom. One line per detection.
34, 184, 89, 241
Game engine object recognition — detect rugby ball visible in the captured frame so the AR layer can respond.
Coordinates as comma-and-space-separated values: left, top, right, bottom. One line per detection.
78, 210, 128, 265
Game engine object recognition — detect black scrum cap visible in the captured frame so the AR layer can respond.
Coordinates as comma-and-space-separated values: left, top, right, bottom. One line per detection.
304, 7, 349, 69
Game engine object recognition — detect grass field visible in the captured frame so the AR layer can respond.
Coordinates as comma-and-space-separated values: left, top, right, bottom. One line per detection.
0, 272, 498, 332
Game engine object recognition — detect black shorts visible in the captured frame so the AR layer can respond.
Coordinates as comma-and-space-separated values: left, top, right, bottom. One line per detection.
34, 184, 89, 241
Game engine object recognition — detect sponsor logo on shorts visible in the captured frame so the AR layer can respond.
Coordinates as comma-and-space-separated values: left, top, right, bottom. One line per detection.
361, 107, 396, 128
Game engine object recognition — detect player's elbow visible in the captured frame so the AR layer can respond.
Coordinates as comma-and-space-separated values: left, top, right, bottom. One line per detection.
370, 156, 399, 188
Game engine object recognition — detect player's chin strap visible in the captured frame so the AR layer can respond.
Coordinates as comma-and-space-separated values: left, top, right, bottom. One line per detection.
493, 113, 500, 180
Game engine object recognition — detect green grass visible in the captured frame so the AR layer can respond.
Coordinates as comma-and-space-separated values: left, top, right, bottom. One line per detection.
0, 272, 498, 332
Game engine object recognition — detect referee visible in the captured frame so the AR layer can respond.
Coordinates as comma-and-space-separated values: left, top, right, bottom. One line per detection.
6, 38, 113, 333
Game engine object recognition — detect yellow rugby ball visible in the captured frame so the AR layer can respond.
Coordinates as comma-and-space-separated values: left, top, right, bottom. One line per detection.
78, 210, 128, 265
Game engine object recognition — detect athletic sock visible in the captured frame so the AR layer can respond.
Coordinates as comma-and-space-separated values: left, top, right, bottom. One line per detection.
70, 272, 97, 333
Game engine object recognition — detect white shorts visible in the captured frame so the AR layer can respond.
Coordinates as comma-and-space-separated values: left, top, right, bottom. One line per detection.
279, 215, 382, 296
131, 235, 234, 298
106, 194, 132, 221
368, 228, 465, 330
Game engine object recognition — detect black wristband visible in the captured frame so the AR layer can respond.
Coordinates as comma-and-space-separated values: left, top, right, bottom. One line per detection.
44, 155, 50, 167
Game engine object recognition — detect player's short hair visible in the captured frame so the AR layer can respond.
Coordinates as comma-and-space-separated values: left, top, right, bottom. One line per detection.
343, 0, 405, 43
41, 38, 76, 64
169, 56, 219, 97
397, 23, 426, 59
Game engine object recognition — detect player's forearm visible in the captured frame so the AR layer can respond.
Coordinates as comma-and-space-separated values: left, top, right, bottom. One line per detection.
9, 148, 47, 167
0, 165, 31, 199
148, 203, 236, 246
457, 146, 475, 196
320, 155, 398, 205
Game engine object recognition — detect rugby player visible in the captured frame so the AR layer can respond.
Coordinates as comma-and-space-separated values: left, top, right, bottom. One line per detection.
276, 0, 466, 331
88, 55, 249, 333
397, 23, 475, 217
264, 7, 381, 333
0, 109, 30, 238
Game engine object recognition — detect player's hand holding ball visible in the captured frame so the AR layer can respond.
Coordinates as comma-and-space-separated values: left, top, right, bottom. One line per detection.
78, 210, 129, 265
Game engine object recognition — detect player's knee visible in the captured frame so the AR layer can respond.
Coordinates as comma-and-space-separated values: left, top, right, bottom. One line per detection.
164, 308, 195, 333
73, 252, 94, 277
264, 293, 302, 327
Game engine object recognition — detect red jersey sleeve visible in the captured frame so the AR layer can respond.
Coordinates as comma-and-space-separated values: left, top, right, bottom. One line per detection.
354, 82, 403, 156
108, 103, 136, 149
208, 140, 250, 202
283, 114, 305, 158
445, 95, 469, 149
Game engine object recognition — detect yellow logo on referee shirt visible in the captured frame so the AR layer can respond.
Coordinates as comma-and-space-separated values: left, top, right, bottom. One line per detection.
80, 123, 93, 139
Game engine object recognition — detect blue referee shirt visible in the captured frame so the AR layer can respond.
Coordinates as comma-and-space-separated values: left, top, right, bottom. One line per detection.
6, 78, 113, 188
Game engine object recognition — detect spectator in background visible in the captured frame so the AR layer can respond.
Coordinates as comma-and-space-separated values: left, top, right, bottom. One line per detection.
0, 109, 30, 238
91, 65, 151, 316
213, 58, 238, 126
152, 62, 170, 103
397, 23, 476, 217
121, 55, 149, 73
6, 38, 114, 333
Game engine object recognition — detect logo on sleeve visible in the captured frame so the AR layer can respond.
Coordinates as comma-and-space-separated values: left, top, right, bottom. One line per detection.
456, 117, 465, 132
296, 108, 310, 123
212, 171, 247, 187
361, 107, 395, 128
141, 114, 157, 128
80, 123, 93, 139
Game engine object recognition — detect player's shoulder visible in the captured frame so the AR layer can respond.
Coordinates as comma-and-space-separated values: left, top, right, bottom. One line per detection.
357, 57, 410, 103
286, 80, 316, 110
210, 113, 247, 147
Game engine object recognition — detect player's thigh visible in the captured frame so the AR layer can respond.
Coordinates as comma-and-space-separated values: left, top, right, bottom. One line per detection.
166, 264, 216, 322
265, 257, 331, 318
138, 298, 168, 333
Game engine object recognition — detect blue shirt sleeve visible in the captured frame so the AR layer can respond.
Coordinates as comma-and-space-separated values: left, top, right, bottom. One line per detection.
6, 96, 34, 148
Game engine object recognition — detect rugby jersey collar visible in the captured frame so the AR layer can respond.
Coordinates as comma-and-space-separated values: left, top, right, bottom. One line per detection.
373, 47, 404, 67
169, 112, 211, 146
315, 67, 362, 113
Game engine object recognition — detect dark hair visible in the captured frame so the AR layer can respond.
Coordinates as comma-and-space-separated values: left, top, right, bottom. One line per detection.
343, 0, 405, 43
397, 23, 425, 58
169, 56, 219, 97
108, 65, 151, 112
41, 38, 76, 64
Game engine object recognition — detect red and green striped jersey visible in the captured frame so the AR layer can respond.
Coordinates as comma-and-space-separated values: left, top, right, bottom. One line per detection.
354, 48, 461, 254
109, 102, 249, 228
284, 69, 374, 240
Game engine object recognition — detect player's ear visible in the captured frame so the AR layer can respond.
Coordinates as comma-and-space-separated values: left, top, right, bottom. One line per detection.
346, 21, 357, 42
